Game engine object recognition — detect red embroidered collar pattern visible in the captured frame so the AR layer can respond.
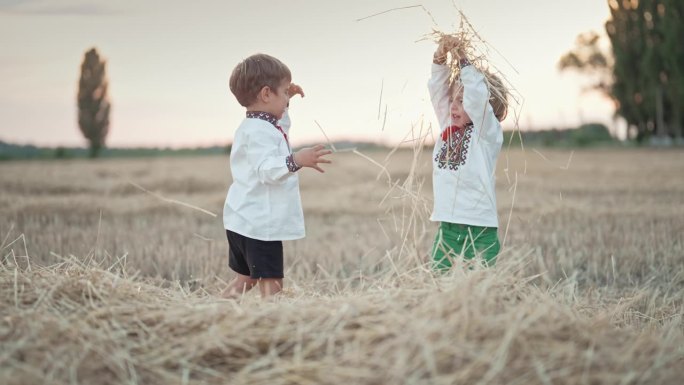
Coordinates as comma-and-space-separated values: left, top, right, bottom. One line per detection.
435, 123, 473, 171
441, 123, 471, 141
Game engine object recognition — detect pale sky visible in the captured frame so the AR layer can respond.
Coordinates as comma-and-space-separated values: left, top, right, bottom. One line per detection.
0, 0, 615, 147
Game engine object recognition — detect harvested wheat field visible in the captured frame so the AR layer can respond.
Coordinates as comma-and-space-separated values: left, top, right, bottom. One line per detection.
1, 146, 683, 384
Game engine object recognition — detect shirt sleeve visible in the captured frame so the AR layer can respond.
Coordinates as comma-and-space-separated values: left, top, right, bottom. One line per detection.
245, 128, 292, 185
460, 65, 502, 144
278, 108, 291, 134
427, 63, 452, 131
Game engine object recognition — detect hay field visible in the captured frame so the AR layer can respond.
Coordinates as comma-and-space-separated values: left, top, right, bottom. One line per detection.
1, 147, 683, 384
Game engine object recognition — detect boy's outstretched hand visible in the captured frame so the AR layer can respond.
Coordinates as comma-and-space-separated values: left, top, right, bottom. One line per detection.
288, 83, 305, 98
293, 144, 332, 173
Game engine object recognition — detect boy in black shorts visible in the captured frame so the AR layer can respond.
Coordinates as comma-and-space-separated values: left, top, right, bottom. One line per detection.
222, 53, 331, 297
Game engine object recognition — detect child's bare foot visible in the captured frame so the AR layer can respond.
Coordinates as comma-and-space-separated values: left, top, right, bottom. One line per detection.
258, 278, 283, 297
221, 273, 257, 299
220, 288, 241, 299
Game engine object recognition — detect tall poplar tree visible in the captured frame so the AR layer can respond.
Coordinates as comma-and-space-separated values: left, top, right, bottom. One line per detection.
77, 48, 110, 157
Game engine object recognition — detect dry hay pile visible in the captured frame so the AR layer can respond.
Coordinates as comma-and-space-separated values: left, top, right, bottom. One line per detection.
2, 255, 682, 385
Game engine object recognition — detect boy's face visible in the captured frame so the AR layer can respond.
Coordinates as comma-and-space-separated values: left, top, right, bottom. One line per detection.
264, 78, 291, 119
449, 84, 472, 128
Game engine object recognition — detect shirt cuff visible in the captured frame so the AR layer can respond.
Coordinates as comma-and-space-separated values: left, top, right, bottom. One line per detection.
286, 154, 301, 172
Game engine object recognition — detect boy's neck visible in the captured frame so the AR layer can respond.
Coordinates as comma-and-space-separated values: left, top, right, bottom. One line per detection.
246, 101, 269, 113
246, 101, 281, 122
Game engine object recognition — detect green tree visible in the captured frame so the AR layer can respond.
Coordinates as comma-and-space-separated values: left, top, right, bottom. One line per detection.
657, 0, 684, 140
77, 48, 110, 157
560, 0, 684, 143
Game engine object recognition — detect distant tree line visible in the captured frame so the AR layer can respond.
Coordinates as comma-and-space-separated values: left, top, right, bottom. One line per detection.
0, 141, 232, 161
559, 0, 683, 143
503, 124, 616, 148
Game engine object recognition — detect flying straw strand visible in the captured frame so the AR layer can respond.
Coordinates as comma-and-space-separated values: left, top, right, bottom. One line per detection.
314, 120, 338, 152
356, 4, 438, 27
126, 180, 217, 217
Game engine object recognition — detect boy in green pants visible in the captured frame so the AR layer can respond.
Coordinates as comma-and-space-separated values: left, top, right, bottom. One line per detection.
428, 36, 509, 270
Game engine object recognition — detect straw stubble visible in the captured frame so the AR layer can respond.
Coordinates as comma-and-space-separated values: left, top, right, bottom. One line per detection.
1, 147, 683, 384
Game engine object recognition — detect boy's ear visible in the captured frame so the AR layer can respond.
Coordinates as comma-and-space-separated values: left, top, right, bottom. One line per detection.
256, 86, 270, 102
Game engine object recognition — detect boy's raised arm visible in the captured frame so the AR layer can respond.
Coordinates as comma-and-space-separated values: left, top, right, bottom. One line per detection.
450, 40, 501, 143
278, 109, 291, 132
428, 37, 456, 130
460, 64, 501, 143
278, 83, 305, 132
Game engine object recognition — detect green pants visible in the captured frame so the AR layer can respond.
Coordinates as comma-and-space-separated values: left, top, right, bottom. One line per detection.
431, 222, 500, 271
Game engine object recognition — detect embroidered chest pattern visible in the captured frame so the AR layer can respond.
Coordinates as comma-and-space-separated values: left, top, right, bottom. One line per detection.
435, 124, 473, 170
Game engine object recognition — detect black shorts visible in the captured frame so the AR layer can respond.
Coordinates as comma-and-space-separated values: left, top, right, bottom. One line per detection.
226, 230, 284, 279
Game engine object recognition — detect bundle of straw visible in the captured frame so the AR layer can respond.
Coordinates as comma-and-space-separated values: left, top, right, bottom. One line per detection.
429, 16, 513, 123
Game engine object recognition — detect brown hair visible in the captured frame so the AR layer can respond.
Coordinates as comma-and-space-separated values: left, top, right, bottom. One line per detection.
450, 70, 509, 122
485, 72, 508, 122
229, 53, 291, 107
